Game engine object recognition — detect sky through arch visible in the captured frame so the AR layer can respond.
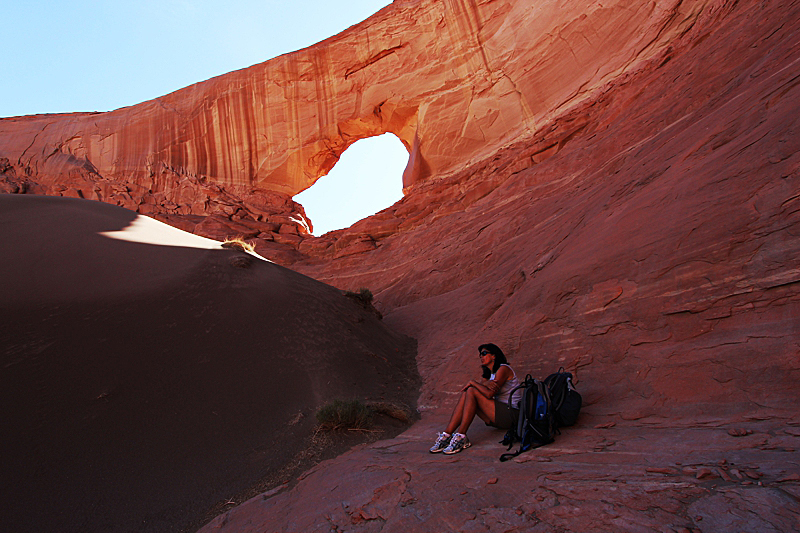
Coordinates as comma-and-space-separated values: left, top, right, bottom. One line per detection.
293, 133, 409, 236
2, 0, 399, 238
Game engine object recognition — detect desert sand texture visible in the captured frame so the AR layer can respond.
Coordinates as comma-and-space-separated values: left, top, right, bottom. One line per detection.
0, 194, 418, 533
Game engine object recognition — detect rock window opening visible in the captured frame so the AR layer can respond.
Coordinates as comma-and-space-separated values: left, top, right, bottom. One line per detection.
293, 132, 409, 236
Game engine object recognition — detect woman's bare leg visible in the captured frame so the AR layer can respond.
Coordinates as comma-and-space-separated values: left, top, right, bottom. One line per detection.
444, 390, 468, 434
457, 388, 496, 435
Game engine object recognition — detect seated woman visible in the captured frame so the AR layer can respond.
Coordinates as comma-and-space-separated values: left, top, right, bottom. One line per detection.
430, 343, 522, 454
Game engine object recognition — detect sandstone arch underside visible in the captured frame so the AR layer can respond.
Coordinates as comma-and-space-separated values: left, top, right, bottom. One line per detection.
2, 0, 704, 228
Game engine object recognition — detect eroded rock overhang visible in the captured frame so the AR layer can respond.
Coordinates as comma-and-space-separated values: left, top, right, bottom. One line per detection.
1, 0, 706, 196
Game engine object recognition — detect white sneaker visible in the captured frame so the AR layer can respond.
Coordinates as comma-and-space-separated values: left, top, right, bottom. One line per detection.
429, 432, 451, 453
443, 433, 471, 454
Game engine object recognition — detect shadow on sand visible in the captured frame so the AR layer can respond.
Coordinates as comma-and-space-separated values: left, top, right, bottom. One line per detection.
0, 195, 419, 533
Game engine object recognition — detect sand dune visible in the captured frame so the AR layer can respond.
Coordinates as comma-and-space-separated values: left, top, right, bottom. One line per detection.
0, 194, 418, 533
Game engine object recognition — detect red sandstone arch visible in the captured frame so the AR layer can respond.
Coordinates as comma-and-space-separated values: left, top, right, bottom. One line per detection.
1, 0, 709, 210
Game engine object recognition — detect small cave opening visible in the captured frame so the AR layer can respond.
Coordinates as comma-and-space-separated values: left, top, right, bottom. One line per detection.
293, 132, 409, 236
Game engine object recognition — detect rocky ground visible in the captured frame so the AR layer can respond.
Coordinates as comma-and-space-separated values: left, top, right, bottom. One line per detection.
201, 414, 799, 532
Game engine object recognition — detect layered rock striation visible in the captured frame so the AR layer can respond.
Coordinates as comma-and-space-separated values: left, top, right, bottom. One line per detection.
291, 0, 800, 426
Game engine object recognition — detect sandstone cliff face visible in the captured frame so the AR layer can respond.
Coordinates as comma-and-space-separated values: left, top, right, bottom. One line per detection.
3, 0, 800, 530
295, 0, 800, 420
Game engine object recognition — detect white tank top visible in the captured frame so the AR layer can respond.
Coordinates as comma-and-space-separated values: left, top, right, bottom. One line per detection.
490, 364, 522, 408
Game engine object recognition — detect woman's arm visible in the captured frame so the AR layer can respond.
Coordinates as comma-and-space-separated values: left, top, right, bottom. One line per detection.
462, 366, 512, 399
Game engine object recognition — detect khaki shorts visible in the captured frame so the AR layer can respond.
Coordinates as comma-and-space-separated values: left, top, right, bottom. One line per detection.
492, 400, 519, 429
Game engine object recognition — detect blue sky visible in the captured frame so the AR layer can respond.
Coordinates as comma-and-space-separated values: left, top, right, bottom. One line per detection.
3, 0, 408, 235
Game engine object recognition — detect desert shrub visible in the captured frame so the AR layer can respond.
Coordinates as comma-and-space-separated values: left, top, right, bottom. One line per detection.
221, 236, 255, 253
316, 399, 373, 431
344, 287, 373, 305
228, 255, 253, 268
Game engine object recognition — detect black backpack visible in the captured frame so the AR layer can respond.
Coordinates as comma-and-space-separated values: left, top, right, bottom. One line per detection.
499, 368, 582, 462
543, 367, 582, 428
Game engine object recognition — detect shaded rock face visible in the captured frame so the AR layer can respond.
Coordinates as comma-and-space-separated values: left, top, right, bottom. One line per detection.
2, 0, 800, 530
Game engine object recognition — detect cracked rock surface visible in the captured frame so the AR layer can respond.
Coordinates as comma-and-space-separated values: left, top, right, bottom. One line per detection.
201, 419, 799, 532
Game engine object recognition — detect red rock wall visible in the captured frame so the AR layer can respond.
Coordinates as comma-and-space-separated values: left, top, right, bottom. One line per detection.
292, 0, 800, 424
1, 0, 797, 419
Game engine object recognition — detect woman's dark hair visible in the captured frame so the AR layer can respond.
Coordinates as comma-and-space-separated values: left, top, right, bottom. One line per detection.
479, 343, 508, 379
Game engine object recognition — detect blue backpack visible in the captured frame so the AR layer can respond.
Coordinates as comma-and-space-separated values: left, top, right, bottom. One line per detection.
499, 369, 581, 462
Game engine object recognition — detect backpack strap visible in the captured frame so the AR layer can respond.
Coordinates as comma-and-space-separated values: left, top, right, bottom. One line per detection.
499, 374, 533, 450
499, 436, 549, 461
515, 375, 536, 441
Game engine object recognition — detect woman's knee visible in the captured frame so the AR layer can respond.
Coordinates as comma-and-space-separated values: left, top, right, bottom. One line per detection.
465, 387, 480, 402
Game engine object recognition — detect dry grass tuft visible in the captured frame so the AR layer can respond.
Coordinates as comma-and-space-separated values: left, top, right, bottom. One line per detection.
343, 288, 382, 319
222, 236, 256, 253
315, 400, 414, 433
315, 399, 373, 431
